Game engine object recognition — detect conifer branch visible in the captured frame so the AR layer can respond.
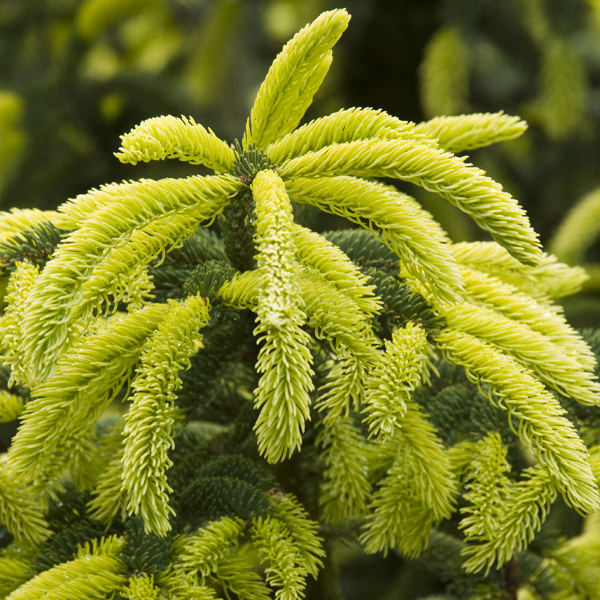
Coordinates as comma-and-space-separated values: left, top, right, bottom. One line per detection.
244, 9, 350, 149
458, 433, 512, 542
363, 322, 429, 438
0, 221, 63, 277
270, 493, 325, 578
87, 432, 127, 524
267, 107, 435, 165
296, 270, 379, 419
250, 170, 314, 463
115, 115, 235, 171
451, 241, 587, 299
317, 417, 372, 524
365, 269, 445, 335
291, 224, 382, 317
6, 536, 126, 600
175, 517, 245, 579
55, 179, 142, 230
220, 267, 379, 420
280, 140, 541, 267
156, 567, 216, 600
122, 295, 210, 537
316, 350, 369, 422
211, 554, 270, 600
0, 261, 39, 388
0, 468, 49, 544
0, 390, 24, 422
0, 557, 33, 598
360, 400, 456, 556
459, 265, 597, 372
442, 302, 600, 405
21, 175, 241, 384
377, 182, 451, 242
62, 423, 102, 492
297, 270, 380, 363
218, 269, 263, 309
251, 517, 309, 600
122, 574, 160, 600
285, 176, 463, 305
0, 209, 59, 244
414, 112, 528, 153
74, 211, 204, 326
10, 304, 172, 483
461, 466, 556, 574
322, 229, 400, 275
435, 328, 600, 513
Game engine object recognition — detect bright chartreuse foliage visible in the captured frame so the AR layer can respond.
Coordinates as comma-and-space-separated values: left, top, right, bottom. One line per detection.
550, 185, 600, 294
122, 295, 211, 536
249, 170, 314, 463
0, 8, 599, 600
363, 322, 428, 439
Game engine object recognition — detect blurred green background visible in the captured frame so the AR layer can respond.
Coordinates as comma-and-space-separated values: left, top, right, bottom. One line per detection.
1, 0, 600, 323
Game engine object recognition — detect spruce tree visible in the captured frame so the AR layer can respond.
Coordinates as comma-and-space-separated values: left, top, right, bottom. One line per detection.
0, 8, 600, 600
